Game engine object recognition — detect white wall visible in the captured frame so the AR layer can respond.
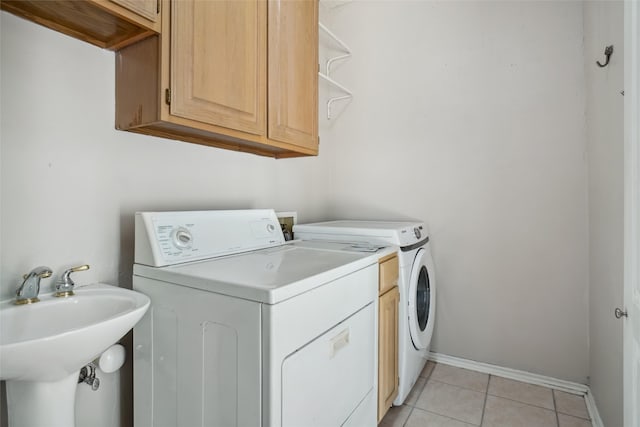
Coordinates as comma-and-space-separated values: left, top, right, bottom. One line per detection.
584, 2, 624, 426
320, 0, 590, 382
0, 11, 331, 426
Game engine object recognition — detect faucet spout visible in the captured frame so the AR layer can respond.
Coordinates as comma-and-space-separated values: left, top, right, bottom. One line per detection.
16, 266, 52, 305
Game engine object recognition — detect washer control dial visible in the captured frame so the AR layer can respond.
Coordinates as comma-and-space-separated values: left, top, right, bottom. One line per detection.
172, 227, 193, 249
414, 227, 422, 239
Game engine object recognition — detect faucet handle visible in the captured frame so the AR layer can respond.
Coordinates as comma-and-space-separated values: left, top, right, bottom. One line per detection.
66, 264, 90, 274
22, 268, 52, 280
55, 264, 90, 297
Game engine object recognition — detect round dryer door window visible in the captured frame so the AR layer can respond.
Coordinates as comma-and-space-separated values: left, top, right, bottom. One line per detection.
407, 248, 436, 350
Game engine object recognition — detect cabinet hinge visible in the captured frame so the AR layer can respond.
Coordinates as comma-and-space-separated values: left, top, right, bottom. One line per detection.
165, 88, 171, 105
157, 0, 160, 13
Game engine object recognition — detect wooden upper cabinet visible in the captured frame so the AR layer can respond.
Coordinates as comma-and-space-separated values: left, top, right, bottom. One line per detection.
110, 0, 158, 22
268, 0, 318, 149
0, 0, 160, 50
115, 0, 319, 158
171, 0, 266, 135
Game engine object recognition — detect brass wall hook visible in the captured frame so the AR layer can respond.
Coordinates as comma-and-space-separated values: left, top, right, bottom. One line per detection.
596, 45, 614, 67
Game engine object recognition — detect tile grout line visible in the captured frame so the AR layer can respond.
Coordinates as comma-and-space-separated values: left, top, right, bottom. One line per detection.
422, 360, 592, 427
555, 409, 593, 423
401, 405, 415, 427
414, 407, 484, 426
553, 390, 593, 422
553, 389, 560, 427
429, 364, 491, 394
484, 376, 558, 412
401, 361, 435, 427
413, 364, 487, 427
484, 391, 558, 412
427, 378, 488, 395
420, 408, 480, 427
429, 362, 490, 393
556, 413, 594, 426
409, 362, 574, 427
479, 375, 491, 427
431, 368, 559, 424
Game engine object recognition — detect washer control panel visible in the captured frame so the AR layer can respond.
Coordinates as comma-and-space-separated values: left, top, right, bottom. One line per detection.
135, 210, 284, 266
413, 227, 422, 239
397, 224, 426, 246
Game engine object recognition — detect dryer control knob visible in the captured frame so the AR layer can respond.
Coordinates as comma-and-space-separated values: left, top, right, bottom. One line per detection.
172, 227, 193, 249
414, 227, 422, 239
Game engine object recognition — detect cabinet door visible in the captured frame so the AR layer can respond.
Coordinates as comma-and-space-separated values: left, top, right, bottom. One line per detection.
268, 0, 318, 149
109, 0, 158, 22
379, 254, 399, 295
378, 287, 399, 422
171, 0, 266, 135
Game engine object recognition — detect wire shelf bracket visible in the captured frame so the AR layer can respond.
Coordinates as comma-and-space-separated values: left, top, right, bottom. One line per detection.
319, 22, 351, 74
318, 20, 352, 119
319, 72, 353, 119
319, 0, 352, 10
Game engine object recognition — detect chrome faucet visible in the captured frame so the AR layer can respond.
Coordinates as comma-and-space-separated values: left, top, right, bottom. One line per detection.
54, 264, 90, 297
15, 266, 52, 305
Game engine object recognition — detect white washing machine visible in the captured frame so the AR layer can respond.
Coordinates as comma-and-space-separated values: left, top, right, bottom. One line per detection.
294, 220, 436, 406
132, 210, 381, 427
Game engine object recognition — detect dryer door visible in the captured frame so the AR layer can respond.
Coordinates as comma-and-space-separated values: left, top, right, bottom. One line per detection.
407, 248, 436, 350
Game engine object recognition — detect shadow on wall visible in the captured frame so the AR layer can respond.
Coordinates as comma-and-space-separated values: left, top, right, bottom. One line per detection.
324, 200, 424, 223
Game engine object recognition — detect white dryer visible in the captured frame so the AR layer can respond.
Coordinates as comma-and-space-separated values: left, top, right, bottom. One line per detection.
294, 220, 436, 406
133, 210, 381, 427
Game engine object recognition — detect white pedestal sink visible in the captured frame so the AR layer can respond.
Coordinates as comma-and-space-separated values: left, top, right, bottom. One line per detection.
0, 284, 150, 427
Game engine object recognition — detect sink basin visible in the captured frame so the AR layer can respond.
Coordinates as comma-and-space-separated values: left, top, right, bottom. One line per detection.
1, 283, 149, 381
0, 283, 150, 427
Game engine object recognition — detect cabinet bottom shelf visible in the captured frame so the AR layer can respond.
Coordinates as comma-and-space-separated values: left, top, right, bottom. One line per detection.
123, 122, 317, 159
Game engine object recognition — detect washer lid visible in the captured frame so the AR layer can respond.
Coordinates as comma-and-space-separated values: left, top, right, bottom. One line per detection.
294, 220, 427, 247
134, 244, 377, 304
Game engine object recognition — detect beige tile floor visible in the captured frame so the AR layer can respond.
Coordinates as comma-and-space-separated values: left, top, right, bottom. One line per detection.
381, 362, 592, 427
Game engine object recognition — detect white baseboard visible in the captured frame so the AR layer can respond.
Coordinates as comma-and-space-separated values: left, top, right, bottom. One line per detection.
428, 352, 604, 427
583, 389, 605, 427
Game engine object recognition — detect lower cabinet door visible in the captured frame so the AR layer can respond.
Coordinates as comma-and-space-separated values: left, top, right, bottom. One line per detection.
378, 286, 400, 422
